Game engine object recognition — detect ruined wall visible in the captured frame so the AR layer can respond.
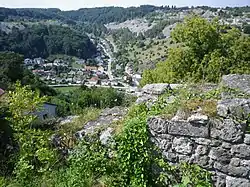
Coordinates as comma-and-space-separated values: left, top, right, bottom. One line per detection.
148, 98, 250, 187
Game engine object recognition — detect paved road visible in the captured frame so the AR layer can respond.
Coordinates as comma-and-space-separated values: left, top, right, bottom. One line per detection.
49, 84, 130, 90
99, 39, 114, 80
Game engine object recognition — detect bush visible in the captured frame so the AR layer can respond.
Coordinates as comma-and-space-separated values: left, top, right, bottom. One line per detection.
141, 16, 250, 86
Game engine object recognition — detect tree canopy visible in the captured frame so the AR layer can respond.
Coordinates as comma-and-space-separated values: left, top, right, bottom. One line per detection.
0, 52, 56, 95
141, 16, 250, 86
0, 24, 96, 59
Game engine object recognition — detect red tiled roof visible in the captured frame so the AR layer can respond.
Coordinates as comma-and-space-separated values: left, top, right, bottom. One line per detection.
90, 76, 99, 81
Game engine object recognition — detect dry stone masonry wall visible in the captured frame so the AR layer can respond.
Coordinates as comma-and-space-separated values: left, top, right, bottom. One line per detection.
145, 74, 250, 187
148, 97, 250, 187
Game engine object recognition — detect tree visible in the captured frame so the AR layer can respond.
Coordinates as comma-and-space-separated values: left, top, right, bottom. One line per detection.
0, 52, 23, 89
0, 52, 57, 96
141, 16, 250, 85
0, 24, 96, 59
243, 24, 250, 34
7, 82, 57, 183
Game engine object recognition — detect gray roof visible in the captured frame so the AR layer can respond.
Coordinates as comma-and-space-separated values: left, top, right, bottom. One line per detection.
0, 88, 5, 96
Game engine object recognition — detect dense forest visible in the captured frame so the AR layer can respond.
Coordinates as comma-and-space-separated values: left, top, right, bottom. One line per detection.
0, 6, 175, 24
1, 6, 250, 24
0, 24, 96, 59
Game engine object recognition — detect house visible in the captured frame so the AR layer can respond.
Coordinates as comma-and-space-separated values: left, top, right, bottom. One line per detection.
85, 66, 98, 71
24, 58, 33, 65
88, 76, 100, 85
36, 103, 57, 120
76, 59, 85, 64
98, 66, 105, 72
33, 57, 45, 65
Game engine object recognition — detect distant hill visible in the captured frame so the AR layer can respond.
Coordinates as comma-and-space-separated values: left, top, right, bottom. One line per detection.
0, 23, 96, 59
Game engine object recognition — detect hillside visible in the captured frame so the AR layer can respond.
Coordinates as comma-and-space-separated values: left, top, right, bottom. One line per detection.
0, 23, 96, 59
1, 6, 250, 74
0, 4, 250, 187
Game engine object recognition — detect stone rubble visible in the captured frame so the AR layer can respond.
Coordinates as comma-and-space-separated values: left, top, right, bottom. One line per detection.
75, 107, 127, 139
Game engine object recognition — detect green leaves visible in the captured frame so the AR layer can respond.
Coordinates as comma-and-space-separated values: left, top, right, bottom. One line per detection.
141, 15, 250, 85
5, 83, 58, 184
7, 82, 47, 130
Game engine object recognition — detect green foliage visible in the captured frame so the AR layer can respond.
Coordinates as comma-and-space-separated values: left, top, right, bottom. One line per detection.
0, 52, 56, 95
51, 137, 116, 187
51, 87, 130, 116
243, 24, 250, 34
174, 163, 212, 187
141, 16, 250, 85
58, 108, 101, 134
0, 52, 24, 89
0, 24, 96, 59
116, 117, 155, 186
6, 82, 58, 185
0, 6, 165, 24
7, 82, 47, 130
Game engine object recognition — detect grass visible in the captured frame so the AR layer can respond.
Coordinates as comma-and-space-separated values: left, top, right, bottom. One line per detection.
125, 38, 176, 62
72, 61, 83, 69
58, 107, 102, 135
55, 86, 80, 93
155, 86, 219, 120
182, 99, 218, 117
55, 107, 101, 149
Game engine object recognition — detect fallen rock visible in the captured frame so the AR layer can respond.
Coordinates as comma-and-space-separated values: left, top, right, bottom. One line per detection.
101, 107, 127, 117
75, 107, 127, 139
136, 94, 158, 104
60, 116, 79, 125
171, 109, 189, 121
142, 83, 170, 95
221, 74, 250, 95
226, 176, 250, 187
217, 99, 250, 119
100, 127, 114, 145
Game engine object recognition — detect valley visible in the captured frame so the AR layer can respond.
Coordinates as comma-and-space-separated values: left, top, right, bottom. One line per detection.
0, 4, 250, 187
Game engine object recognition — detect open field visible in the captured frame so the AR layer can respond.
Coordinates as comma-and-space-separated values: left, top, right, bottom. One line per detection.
55, 86, 81, 93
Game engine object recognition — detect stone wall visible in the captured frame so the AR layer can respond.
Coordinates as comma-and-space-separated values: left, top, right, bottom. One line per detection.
148, 99, 250, 187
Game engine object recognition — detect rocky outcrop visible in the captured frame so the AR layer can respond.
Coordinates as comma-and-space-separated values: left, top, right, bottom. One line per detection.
221, 74, 250, 94
136, 83, 182, 105
75, 107, 127, 140
59, 116, 79, 125
148, 98, 250, 187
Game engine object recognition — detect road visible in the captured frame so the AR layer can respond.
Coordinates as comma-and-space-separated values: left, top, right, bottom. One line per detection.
49, 83, 130, 90
99, 39, 114, 80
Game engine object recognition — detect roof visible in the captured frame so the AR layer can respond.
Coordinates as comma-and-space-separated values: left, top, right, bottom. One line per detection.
90, 76, 99, 81
44, 102, 57, 107
0, 88, 5, 96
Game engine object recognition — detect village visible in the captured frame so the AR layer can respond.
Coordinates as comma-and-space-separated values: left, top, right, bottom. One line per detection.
23, 41, 142, 90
